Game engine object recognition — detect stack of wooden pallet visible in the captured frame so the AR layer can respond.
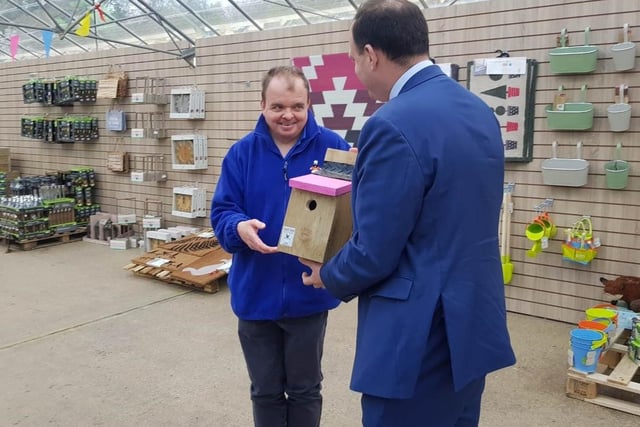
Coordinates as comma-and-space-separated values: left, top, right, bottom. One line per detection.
566, 328, 640, 416
123, 231, 231, 293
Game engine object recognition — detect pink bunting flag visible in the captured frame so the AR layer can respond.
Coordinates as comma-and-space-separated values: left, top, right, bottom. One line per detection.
10, 34, 19, 60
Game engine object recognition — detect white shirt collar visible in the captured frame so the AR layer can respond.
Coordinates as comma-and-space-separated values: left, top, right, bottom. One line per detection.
389, 59, 434, 100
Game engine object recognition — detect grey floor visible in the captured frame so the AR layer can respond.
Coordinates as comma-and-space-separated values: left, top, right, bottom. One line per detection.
1, 240, 638, 427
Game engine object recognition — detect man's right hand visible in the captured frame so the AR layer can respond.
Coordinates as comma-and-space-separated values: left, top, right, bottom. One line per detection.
237, 219, 279, 254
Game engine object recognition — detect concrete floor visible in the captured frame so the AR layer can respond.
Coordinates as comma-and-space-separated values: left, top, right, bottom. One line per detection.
1, 240, 638, 427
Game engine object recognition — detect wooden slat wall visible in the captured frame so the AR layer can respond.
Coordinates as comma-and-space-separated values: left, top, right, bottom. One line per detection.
0, 0, 637, 323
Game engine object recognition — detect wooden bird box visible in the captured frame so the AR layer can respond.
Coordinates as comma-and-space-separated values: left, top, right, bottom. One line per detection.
278, 149, 356, 263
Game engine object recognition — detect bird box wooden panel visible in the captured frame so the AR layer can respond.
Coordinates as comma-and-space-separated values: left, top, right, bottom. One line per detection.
279, 175, 352, 263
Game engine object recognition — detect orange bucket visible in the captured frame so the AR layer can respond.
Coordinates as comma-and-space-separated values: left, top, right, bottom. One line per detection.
578, 320, 608, 332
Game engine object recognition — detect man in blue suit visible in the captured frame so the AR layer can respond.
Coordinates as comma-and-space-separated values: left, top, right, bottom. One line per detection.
299, 0, 516, 425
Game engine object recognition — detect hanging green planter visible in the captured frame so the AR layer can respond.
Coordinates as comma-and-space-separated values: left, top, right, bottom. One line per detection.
604, 143, 630, 190
549, 28, 598, 74
545, 85, 594, 130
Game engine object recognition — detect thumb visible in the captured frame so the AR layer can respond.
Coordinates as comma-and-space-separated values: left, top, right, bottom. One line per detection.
251, 219, 266, 230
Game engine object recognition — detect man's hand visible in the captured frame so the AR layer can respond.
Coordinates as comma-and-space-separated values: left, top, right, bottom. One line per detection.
237, 219, 278, 254
299, 258, 325, 289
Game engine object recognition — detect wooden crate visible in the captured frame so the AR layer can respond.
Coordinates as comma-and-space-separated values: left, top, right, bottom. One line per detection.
566, 329, 640, 416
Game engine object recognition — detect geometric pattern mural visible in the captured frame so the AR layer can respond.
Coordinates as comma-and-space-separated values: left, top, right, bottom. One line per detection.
292, 52, 382, 146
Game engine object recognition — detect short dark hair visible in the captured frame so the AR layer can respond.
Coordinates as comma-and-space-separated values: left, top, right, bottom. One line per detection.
261, 65, 310, 102
352, 0, 429, 66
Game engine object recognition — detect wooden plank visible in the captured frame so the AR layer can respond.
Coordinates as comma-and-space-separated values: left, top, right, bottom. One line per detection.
608, 356, 640, 386
567, 370, 640, 394
8, 229, 87, 251
582, 395, 640, 417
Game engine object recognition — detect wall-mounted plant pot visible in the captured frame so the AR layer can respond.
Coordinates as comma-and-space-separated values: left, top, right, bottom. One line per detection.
610, 24, 636, 71
611, 42, 636, 71
604, 143, 630, 190
606, 103, 631, 132
549, 28, 598, 74
546, 103, 594, 130
546, 84, 593, 130
541, 141, 589, 187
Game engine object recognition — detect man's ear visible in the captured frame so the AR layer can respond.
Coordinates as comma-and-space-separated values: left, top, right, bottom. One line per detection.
363, 44, 378, 69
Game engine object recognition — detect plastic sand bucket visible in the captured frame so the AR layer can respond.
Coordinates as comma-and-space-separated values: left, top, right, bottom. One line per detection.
569, 329, 606, 373
592, 303, 618, 310
610, 24, 637, 71
578, 319, 608, 333
604, 144, 630, 190
585, 307, 618, 326
587, 317, 615, 345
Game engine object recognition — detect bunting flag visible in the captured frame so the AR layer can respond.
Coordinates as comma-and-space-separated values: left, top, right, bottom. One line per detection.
95, 4, 106, 22
9, 34, 19, 60
75, 13, 91, 37
41, 30, 53, 58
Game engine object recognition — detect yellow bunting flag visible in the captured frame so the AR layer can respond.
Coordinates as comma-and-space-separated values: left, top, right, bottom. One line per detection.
75, 13, 91, 37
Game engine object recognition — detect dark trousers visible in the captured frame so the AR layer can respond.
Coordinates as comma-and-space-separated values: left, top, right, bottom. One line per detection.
361, 305, 486, 427
238, 311, 328, 427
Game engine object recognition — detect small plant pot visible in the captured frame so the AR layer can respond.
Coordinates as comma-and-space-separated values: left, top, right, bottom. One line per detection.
606, 103, 631, 132
604, 144, 630, 190
610, 41, 636, 71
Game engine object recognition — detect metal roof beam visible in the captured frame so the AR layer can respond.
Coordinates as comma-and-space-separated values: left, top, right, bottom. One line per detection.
80, 0, 149, 47
44, 0, 118, 49
133, 0, 196, 46
59, 0, 109, 40
227, 0, 262, 31
73, 33, 183, 57
175, 0, 221, 36
7, 0, 89, 52
282, 0, 310, 25
261, 0, 345, 21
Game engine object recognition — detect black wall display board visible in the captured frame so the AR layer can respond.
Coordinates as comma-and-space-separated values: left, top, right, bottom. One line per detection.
467, 58, 538, 162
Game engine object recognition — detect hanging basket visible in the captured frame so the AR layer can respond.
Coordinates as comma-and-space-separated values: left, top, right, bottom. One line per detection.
97, 65, 129, 99
562, 217, 597, 265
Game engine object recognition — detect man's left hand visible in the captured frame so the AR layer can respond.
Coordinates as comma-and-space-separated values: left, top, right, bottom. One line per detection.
299, 258, 325, 289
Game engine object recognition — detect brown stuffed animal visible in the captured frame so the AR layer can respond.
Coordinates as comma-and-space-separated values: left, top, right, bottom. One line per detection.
600, 276, 640, 312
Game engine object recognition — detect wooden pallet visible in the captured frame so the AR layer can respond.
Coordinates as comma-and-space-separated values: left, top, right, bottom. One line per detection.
566, 328, 640, 416
123, 232, 230, 293
3, 228, 87, 251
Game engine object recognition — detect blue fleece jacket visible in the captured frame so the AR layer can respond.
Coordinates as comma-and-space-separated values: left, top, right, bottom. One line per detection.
211, 111, 350, 320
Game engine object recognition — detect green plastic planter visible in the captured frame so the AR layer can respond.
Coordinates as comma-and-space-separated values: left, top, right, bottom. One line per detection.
546, 85, 593, 130
549, 28, 598, 74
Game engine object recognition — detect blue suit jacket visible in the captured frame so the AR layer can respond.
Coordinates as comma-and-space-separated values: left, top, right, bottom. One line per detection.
321, 65, 516, 398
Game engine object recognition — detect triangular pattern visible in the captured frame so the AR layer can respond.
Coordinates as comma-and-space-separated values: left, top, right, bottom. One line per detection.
292, 52, 382, 145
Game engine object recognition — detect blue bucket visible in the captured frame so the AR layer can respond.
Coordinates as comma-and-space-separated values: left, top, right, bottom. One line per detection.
569, 329, 606, 373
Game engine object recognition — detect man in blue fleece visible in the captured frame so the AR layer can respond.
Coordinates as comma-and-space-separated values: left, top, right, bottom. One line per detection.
210, 65, 350, 427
